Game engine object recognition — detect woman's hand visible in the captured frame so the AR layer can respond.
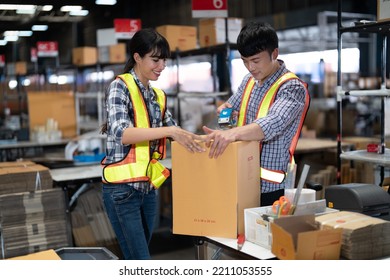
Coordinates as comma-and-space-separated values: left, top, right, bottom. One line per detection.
170, 126, 206, 153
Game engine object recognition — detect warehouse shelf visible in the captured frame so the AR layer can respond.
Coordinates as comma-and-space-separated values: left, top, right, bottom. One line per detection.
336, 0, 390, 190
340, 149, 390, 166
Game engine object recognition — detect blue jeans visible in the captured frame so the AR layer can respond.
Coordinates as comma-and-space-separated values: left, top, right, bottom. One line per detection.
102, 183, 157, 260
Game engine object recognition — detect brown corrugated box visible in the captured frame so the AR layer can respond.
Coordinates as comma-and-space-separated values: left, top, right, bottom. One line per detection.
171, 141, 260, 239
72, 47, 97, 66
198, 18, 243, 47
156, 25, 197, 51
0, 161, 53, 195
7, 249, 61, 260
98, 43, 127, 64
315, 211, 390, 259
271, 215, 342, 260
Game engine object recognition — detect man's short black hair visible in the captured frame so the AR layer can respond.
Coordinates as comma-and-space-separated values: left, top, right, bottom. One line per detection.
237, 21, 279, 58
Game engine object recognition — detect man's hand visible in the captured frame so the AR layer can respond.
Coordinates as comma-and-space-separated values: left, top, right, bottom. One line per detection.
202, 126, 236, 158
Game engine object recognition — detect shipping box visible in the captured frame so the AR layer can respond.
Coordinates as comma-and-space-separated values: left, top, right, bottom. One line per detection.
72, 47, 97, 66
7, 249, 61, 260
171, 141, 260, 239
270, 215, 342, 260
27, 90, 76, 138
378, 0, 390, 22
198, 18, 243, 47
98, 43, 127, 64
156, 25, 197, 51
315, 211, 390, 259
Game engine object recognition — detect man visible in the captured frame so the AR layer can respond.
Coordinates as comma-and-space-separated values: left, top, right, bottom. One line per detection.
203, 21, 310, 206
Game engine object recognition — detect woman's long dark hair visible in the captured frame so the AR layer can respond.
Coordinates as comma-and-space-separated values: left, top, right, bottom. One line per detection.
100, 28, 171, 134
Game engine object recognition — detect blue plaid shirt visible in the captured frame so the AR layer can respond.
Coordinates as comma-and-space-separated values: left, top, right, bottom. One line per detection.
228, 60, 307, 193
104, 69, 176, 192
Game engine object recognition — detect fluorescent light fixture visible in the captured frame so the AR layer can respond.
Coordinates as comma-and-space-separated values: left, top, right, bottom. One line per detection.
42, 5, 53, 11
69, 9, 89, 16
4, 35, 18, 42
32, 25, 48, 31
0, 40, 7, 46
95, 0, 117, 5
18, 31, 33, 37
3, 30, 32, 37
4, 31, 19, 36
60, 5, 82, 12
16, 7, 37, 15
0, 4, 35, 10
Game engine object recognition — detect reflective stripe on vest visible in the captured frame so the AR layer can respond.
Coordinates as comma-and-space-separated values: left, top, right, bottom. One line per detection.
101, 73, 170, 188
238, 72, 309, 184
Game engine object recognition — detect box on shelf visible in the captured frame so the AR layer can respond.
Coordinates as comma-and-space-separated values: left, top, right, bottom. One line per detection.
378, 0, 390, 22
6, 61, 28, 75
271, 214, 342, 260
198, 18, 243, 47
72, 47, 97, 66
171, 141, 260, 239
98, 43, 127, 64
156, 25, 197, 51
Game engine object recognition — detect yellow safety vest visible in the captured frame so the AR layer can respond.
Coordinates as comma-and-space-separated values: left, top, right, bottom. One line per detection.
237, 72, 310, 184
101, 73, 170, 189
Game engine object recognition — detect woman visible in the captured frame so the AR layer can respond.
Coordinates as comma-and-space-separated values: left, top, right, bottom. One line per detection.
100, 28, 205, 260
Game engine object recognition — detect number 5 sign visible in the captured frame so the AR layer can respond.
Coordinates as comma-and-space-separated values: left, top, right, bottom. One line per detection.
192, 0, 228, 18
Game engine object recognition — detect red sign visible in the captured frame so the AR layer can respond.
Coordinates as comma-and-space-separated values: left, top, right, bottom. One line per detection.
0, 54, 5, 67
192, 0, 228, 18
114, 18, 142, 39
37, 41, 58, 57
31, 47, 37, 62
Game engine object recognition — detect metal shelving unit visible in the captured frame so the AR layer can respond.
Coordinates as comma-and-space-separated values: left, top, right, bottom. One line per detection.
336, 0, 390, 191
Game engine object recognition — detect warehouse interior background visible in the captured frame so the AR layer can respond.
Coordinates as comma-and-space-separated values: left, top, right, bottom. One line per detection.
1, 0, 390, 260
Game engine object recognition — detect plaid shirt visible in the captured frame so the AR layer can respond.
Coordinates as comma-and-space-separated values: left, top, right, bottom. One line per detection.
228, 60, 307, 193
104, 69, 176, 193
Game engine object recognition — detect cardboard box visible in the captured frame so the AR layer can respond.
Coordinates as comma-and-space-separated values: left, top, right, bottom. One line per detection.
72, 47, 97, 66
6, 61, 28, 75
27, 90, 76, 138
98, 43, 127, 64
156, 25, 197, 51
315, 211, 390, 259
171, 141, 260, 239
7, 249, 61, 260
378, 0, 390, 22
270, 215, 342, 260
199, 18, 243, 47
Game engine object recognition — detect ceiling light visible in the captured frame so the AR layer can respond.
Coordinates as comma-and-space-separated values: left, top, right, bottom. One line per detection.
0, 40, 7, 46
16, 6, 37, 15
42, 5, 53, 11
4, 35, 19, 42
60, 5, 82, 12
18, 31, 33, 37
32, 25, 48, 31
69, 10, 89, 16
95, 0, 117, 5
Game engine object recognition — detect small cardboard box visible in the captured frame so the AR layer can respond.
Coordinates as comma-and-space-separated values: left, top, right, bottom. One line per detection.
7, 249, 61, 260
198, 18, 243, 47
271, 215, 342, 260
378, 0, 390, 22
72, 47, 97, 66
156, 25, 197, 51
171, 141, 260, 239
98, 43, 126, 64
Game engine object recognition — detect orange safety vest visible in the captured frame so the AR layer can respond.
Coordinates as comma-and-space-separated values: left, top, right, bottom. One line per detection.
237, 72, 310, 184
101, 73, 170, 188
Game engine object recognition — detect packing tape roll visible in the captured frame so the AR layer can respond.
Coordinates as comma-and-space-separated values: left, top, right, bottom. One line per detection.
285, 188, 316, 204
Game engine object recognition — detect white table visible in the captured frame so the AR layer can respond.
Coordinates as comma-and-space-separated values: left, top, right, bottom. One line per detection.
195, 236, 275, 260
